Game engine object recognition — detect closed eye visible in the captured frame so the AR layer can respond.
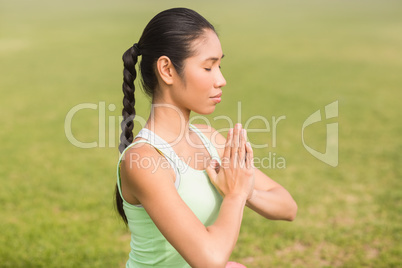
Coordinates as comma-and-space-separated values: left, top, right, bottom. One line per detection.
204, 66, 222, 71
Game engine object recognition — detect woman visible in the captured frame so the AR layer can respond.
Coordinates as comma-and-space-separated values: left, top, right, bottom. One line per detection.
116, 8, 297, 268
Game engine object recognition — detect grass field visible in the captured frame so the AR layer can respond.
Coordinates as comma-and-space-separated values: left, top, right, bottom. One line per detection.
1, 0, 401, 267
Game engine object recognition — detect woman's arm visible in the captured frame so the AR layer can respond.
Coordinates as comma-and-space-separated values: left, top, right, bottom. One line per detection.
194, 124, 298, 221
120, 124, 254, 268
245, 168, 297, 221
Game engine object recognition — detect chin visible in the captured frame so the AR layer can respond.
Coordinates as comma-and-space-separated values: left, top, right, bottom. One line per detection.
193, 106, 216, 115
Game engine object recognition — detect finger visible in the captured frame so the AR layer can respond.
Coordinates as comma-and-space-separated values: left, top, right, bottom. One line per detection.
206, 159, 218, 181
231, 123, 241, 158
222, 128, 233, 167
230, 124, 241, 169
238, 129, 246, 166
231, 149, 239, 170
245, 141, 250, 169
245, 142, 253, 169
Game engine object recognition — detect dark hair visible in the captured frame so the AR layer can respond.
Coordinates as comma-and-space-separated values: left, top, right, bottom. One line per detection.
115, 8, 216, 223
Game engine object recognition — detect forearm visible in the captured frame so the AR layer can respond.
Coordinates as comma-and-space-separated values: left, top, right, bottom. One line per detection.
205, 194, 247, 266
246, 187, 297, 221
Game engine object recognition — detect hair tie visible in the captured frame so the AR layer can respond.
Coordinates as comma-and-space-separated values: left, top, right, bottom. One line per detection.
133, 43, 141, 56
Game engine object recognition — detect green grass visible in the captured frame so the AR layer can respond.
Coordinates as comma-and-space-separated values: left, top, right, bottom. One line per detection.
1, 0, 401, 267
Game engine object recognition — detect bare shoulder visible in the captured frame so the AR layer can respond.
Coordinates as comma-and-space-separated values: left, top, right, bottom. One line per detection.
120, 141, 176, 204
192, 124, 227, 158
121, 141, 176, 183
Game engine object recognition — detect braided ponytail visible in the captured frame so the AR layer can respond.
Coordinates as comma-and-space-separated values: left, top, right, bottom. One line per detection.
119, 44, 140, 153
116, 44, 140, 224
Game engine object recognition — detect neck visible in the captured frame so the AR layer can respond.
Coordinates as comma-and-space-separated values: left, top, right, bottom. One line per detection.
145, 100, 192, 144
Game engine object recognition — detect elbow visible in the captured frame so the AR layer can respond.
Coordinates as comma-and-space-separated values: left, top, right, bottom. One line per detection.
196, 247, 228, 268
210, 257, 227, 268
207, 252, 228, 268
187, 254, 226, 268
194, 257, 226, 268
286, 199, 298, 221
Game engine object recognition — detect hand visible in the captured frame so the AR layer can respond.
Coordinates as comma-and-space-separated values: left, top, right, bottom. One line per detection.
206, 123, 255, 200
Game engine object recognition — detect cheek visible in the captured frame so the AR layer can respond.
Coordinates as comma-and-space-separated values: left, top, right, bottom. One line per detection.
186, 69, 211, 91
188, 69, 204, 81
199, 71, 214, 87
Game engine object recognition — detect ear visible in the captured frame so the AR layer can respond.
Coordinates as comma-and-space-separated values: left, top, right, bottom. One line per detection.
156, 56, 175, 85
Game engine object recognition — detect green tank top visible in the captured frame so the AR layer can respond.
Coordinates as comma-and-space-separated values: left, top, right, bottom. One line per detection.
116, 124, 223, 267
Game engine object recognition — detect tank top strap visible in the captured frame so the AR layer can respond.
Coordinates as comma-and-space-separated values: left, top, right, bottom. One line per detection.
134, 128, 182, 188
117, 137, 181, 193
189, 124, 222, 165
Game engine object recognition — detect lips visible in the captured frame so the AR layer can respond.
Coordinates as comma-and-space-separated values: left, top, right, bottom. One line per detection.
211, 92, 222, 98
210, 92, 222, 104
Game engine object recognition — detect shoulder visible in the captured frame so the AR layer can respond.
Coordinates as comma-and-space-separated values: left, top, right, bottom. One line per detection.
120, 140, 175, 179
120, 141, 176, 201
192, 124, 226, 158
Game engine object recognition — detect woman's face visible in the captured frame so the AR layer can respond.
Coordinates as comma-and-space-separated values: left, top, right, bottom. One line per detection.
172, 30, 226, 115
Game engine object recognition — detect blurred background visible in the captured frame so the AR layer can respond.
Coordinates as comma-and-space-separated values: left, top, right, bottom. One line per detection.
1, 0, 401, 267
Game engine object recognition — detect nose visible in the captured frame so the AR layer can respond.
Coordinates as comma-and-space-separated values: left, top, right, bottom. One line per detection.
214, 69, 226, 88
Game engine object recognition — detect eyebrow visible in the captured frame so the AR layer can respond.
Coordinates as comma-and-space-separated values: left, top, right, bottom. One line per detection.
204, 54, 225, 62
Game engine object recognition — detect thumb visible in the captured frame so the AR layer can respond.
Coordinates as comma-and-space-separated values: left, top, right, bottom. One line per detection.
206, 159, 219, 181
